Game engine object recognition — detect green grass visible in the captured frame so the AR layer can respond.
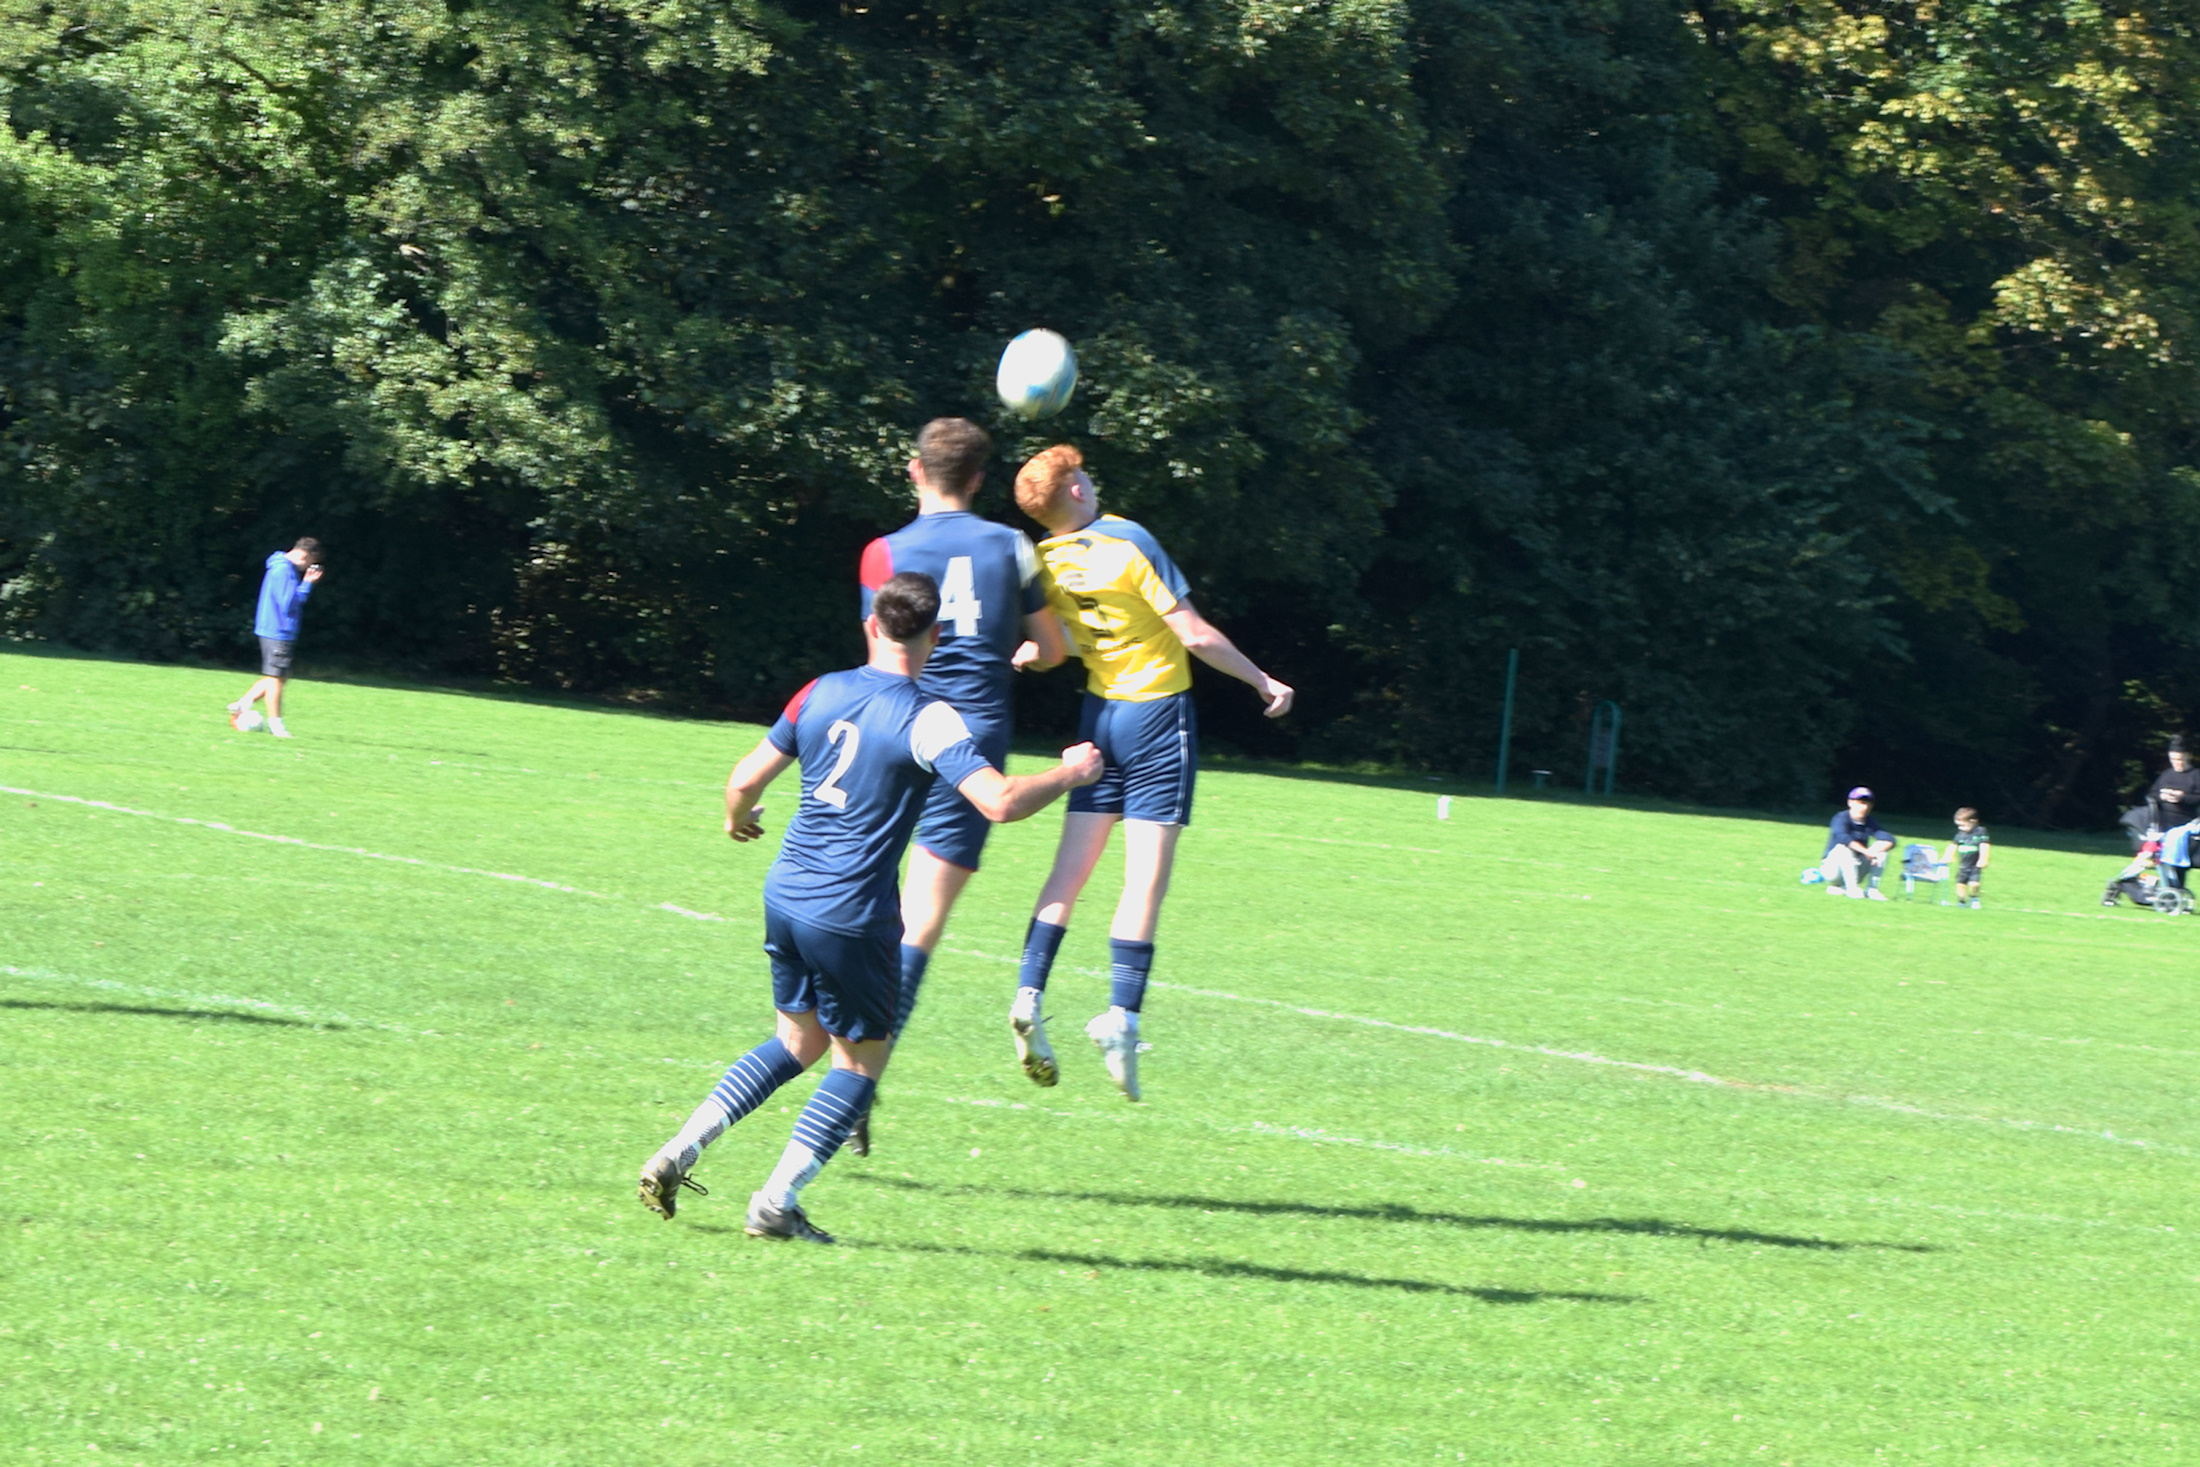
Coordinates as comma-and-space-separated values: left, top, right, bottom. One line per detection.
2, 650, 2192, 1464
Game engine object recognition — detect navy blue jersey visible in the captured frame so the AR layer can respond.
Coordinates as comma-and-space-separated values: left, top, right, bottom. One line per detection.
762, 666, 993, 934
859, 511, 1046, 729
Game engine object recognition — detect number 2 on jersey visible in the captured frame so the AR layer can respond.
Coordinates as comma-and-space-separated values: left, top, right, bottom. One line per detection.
813, 719, 861, 809
938, 555, 982, 638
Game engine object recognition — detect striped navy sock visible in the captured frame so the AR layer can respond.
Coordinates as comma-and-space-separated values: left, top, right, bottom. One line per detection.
1108, 938, 1154, 1012
762, 1068, 877, 1209
1020, 919, 1067, 995
893, 944, 930, 1035
667, 1037, 805, 1173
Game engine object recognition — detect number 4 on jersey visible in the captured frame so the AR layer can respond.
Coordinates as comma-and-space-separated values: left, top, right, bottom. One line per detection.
938, 555, 982, 637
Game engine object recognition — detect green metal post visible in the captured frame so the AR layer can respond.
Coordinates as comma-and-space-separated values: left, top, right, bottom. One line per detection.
1585, 700, 1622, 796
1495, 648, 1518, 796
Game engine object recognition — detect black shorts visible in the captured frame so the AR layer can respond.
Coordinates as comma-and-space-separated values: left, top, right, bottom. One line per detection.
1959, 857, 1983, 886
258, 637, 296, 678
762, 904, 898, 1042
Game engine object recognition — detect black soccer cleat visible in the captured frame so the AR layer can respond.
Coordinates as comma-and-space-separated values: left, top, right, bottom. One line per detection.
637, 1154, 707, 1220
744, 1191, 836, 1245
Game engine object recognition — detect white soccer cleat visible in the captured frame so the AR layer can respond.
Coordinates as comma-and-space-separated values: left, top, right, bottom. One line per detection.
1085, 1007, 1142, 1102
1865, 888, 1888, 902
1009, 986, 1058, 1088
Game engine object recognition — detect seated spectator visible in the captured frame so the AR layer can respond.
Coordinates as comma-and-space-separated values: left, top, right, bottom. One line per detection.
1820, 786, 1895, 901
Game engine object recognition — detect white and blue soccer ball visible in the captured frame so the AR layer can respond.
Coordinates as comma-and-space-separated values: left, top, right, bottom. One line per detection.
237, 710, 265, 733
995, 329, 1078, 420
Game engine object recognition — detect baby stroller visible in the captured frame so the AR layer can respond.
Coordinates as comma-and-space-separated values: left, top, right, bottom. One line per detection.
2103, 824, 2195, 915
1899, 843, 1950, 903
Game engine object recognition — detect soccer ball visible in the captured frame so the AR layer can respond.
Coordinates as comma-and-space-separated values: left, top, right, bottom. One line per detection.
995, 329, 1078, 420
237, 710, 265, 733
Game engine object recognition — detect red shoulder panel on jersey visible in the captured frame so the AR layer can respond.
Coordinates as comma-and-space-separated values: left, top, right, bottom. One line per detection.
858, 538, 894, 590
781, 678, 819, 726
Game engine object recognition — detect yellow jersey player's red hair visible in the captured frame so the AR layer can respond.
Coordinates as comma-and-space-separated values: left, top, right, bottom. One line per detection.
1014, 444, 1083, 524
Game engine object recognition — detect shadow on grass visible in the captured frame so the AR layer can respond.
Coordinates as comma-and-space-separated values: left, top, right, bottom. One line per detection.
854, 1175, 1934, 1254
834, 1237, 1637, 1304
0, 998, 329, 1028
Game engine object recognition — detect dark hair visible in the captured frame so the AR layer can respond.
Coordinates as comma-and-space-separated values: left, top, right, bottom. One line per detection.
916, 418, 991, 497
872, 571, 939, 641
2171, 735, 2189, 755
293, 536, 323, 562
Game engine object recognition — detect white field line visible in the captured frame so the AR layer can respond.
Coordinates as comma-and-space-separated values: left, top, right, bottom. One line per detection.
936, 1095, 1558, 1169
0, 963, 415, 1034
13, 784, 2183, 1155
4, 785, 736, 925
937, 945, 2188, 1156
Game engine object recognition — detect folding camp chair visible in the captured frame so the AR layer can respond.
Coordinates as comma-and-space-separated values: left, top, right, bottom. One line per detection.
1899, 843, 1950, 903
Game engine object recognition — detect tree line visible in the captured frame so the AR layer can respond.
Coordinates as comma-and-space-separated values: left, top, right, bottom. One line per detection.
5, 0, 2197, 822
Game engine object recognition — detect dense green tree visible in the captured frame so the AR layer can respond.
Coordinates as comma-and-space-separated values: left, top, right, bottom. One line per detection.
8, 0, 2200, 819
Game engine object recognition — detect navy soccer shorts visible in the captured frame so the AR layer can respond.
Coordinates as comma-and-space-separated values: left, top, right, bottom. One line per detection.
1068, 690, 1197, 826
762, 905, 899, 1042
914, 719, 1011, 872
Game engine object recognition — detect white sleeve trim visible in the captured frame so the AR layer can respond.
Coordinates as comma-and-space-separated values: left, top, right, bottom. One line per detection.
1013, 532, 1040, 588
910, 700, 977, 773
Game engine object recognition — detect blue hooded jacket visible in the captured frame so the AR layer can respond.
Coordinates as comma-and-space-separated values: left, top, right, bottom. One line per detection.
254, 553, 314, 640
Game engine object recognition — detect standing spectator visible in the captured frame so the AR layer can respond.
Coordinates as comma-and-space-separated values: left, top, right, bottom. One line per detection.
227, 538, 324, 739
1820, 786, 1895, 900
2145, 737, 2200, 832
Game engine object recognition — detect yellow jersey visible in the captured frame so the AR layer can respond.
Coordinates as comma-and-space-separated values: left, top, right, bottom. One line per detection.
1037, 514, 1194, 701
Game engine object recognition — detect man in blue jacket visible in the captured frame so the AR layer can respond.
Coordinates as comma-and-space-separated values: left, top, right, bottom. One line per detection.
227, 538, 324, 739
1819, 786, 1895, 900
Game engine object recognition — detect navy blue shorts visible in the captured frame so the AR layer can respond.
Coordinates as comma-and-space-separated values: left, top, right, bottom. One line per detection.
1068, 691, 1197, 826
762, 905, 898, 1042
913, 720, 1010, 872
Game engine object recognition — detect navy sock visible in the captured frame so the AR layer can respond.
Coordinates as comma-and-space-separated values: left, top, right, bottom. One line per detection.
894, 944, 931, 1035
668, 1036, 805, 1171
1019, 919, 1067, 995
1108, 938, 1155, 1012
762, 1068, 878, 1208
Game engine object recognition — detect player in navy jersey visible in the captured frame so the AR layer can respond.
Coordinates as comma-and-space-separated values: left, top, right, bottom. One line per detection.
848, 418, 1066, 1152
636, 572, 1100, 1243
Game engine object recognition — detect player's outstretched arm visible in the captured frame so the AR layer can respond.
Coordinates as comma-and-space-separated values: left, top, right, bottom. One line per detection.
955, 743, 1105, 824
725, 738, 794, 841
1011, 608, 1068, 673
1162, 603, 1293, 717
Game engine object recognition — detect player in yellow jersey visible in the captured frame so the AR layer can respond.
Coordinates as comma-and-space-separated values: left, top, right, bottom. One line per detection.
1005, 445, 1293, 1099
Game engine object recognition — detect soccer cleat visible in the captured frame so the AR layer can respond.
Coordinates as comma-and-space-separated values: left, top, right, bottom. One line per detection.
1009, 986, 1058, 1088
744, 1191, 835, 1244
227, 701, 245, 730
1085, 1008, 1142, 1102
637, 1153, 707, 1220
1865, 888, 1888, 901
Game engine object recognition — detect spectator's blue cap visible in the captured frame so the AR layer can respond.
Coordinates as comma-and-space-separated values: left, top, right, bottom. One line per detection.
1847, 786, 1874, 801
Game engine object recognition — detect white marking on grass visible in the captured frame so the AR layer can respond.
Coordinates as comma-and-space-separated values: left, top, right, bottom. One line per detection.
938, 1094, 1547, 1166
1240, 1121, 1558, 1169
658, 903, 728, 923
0, 964, 411, 1034
935, 945, 2185, 1155
5, 784, 740, 926
1153, 979, 2187, 1153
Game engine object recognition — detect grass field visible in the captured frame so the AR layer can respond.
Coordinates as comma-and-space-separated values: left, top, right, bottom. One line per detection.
3, 649, 2194, 1464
